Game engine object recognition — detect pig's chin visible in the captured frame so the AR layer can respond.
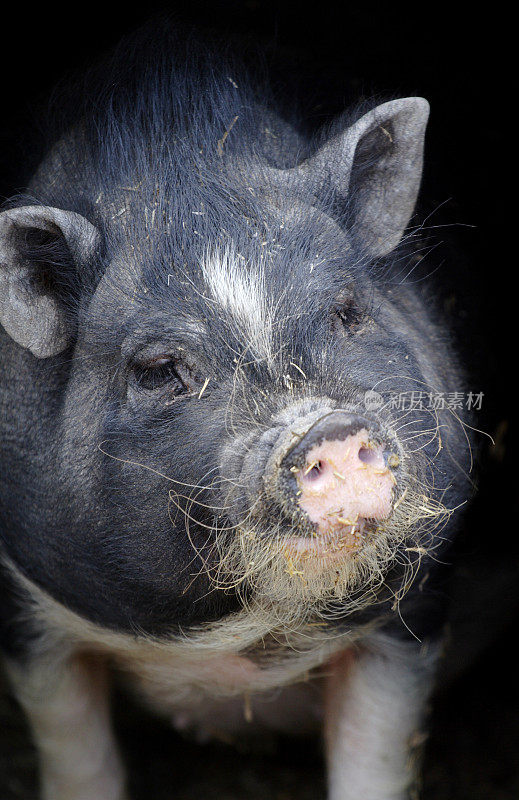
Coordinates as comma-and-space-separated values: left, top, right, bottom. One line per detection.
281, 517, 372, 558
210, 481, 452, 626
211, 520, 392, 624
208, 510, 390, 619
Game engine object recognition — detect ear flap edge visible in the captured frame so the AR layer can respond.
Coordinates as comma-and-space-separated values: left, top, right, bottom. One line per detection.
0, 205, 101, 358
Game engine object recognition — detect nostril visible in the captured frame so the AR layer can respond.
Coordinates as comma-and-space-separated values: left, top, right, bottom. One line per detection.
358, 446, 381, 465
301, 459, 328, 483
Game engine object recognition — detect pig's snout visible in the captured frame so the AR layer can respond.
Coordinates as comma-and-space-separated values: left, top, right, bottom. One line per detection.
273, 412, 396, 538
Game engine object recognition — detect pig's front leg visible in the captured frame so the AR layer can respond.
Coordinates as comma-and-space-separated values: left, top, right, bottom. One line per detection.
324, 634, 438, 800
6, 648, 128, 800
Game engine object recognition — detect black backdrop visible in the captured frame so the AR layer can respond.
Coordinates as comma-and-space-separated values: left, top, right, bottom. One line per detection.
1, 3, 515, 797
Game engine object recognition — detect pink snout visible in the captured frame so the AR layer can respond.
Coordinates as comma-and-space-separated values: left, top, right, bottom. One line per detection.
294, 429, 395, 537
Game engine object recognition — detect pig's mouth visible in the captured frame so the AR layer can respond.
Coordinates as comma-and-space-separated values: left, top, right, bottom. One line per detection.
212, 401, 451, 623
281, 518, 376, 558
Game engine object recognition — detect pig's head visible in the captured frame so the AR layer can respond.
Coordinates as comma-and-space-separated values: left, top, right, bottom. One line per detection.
0, 91, 468, 636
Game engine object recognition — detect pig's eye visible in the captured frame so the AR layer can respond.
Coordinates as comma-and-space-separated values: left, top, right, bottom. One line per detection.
131, 355, 190, 393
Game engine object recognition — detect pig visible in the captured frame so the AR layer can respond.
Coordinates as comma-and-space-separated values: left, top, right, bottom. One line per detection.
0, 24, 472, 800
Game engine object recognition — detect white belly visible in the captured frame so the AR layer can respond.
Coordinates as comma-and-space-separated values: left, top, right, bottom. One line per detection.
114, 645, 331, 740
116, 644, 354, 740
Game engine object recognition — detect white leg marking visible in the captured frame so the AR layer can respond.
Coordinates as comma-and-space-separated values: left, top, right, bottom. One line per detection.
6, 652, 128, 800
324, 635, 437, 800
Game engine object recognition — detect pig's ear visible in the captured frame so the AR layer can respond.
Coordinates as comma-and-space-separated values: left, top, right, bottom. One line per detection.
0, 205, 101, 358
303, 98, 430, 257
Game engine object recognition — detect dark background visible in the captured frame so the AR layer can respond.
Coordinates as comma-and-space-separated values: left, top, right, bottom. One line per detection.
1, 2, 515, 798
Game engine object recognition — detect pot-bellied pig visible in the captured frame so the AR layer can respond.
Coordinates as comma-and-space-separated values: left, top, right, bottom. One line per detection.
0, 24, 472, 800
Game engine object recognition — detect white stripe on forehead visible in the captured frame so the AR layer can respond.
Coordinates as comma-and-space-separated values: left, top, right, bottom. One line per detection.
201, 244, 273, 360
